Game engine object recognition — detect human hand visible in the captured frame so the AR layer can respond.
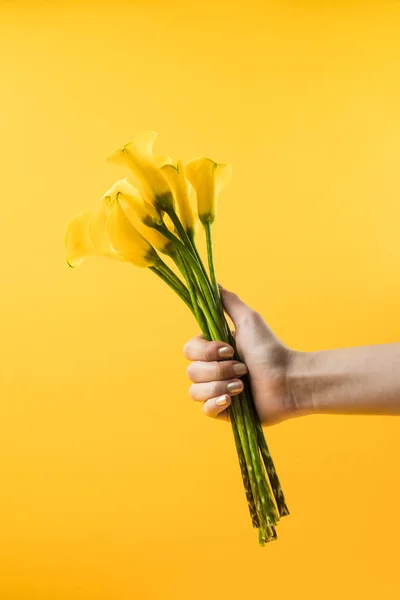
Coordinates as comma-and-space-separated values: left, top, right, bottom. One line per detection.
183, 286, 298, 425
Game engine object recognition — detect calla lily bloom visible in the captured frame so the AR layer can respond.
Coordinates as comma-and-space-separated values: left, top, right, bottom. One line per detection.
106, 201, 158, 267
65, 211, 121, 268
161, 160, 197, 234
65, 198, 158, 269
135, 221, 174, 255
107, 130, 174, 212
184, 157, 232, 225
103, 179, 173, 255
103, 178, 161, 227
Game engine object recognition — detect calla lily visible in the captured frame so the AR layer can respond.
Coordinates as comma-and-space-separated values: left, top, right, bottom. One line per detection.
106, 201, 158, 267
161, 160, 197, 234
65, 210, 122, 268
65, 198, 158, 269
135, 221, 174, 255
103, 178, 161, 227
107, 130, 174, 212
103, 179, 174, 255
184, 157, 232, 225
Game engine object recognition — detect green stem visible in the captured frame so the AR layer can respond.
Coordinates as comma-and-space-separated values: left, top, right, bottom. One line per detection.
197, 294, 222, 340
173, 251, 210, 337
227, 325, 289, 518
230, 407, 260, 529
155, 224, 224, 337
204, 222, 219, 301
167, 208, 220, 311
203, 221, 231, 339
156, 258, 190, 301
238, 391, 279, 528
150, 266, 193, 313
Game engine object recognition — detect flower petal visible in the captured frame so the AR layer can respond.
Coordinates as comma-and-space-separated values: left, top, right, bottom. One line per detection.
185, 157, 231, 224
161, 161, 197, 233
65, 212, 95, 267
136, 221, 173, 255
106, 201, 156, 268
127, 130, 158, 159
104, 178, 160, 225
215, 163, 233, 196
107, 131, 173, 211
88, 199, 116, 256
154, 155, 173, 168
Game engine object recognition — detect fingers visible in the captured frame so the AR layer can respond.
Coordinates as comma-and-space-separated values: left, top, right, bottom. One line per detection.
183, 332, 244, 421
190, 378, 244, 402
183, 334, 234, 362
187, 359, 247, 383
202, 394, 231, 420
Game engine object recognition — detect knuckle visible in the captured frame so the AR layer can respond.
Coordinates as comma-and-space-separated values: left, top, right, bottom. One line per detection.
241, 308, 261, 328
212, 381, 222, 397
204, 342, 219, 361
212, 361, 224, 380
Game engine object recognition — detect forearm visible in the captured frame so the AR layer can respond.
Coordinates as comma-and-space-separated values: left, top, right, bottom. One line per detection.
289, 343, 400, 416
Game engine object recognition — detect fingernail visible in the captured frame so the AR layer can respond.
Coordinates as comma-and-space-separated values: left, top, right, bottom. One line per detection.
227, 380, 244, 394
218, 346, 234, 358
233, 363, 247, 376
216, 395, 229, 406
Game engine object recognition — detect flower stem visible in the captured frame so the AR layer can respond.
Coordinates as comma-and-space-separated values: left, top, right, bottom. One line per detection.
203, 221, 230, 338
173, 251, 210, 337
150, 266, 193, 313
204, 221, 219, 301
167, 208, 219, 310
156, 258, 189, 300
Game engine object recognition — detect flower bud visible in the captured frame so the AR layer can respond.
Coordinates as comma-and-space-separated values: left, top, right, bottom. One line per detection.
184, 157, 232, 224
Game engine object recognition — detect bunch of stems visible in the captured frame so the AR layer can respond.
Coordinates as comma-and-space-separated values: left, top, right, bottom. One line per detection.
150, 206, 289, 545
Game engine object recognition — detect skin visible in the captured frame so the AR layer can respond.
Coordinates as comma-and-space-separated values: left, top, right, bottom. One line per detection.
183, 286, 400, 424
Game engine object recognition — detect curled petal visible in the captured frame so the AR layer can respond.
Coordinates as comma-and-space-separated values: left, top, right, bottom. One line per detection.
215, 163, 233, 196
107, 131, 173, 211
185, 157, 231, 224
65, 212, 96, 268
88, 199, 115, 255
65, 208, 122, 267
161, 161, 197, 233
154, 155, 173, 168
106, 201, 157, 268
104, 178, 160, 225
136, 221, 174, 255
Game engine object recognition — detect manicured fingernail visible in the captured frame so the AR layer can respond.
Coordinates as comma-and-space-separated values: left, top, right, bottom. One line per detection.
233, 363, 247, 376
227, 380, 244, 394
216, 394, 229, 406
218, 346, 234, 358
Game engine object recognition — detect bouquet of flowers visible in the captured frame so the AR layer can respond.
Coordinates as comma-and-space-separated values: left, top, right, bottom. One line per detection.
65, 131, 289, 545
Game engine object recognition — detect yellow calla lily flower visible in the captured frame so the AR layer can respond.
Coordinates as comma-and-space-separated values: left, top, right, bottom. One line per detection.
135, 221, 174, 255
103, 178, 174, 255
65, 195, 158, 269
107, 130, 174, 212
103, 178, 161, 227
161, 160, 197, 234
184, 157, 232, 225
65, 210, 122, 268
106, 201, 158, 267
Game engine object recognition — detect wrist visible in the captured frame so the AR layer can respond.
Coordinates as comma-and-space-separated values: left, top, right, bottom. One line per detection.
286, 349, 318, 417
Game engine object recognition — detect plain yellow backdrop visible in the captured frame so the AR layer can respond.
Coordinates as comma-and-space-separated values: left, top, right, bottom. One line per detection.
1, 0, 400, 598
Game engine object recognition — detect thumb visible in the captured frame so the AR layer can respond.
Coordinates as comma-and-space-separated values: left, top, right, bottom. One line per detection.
219, 285, 252, 327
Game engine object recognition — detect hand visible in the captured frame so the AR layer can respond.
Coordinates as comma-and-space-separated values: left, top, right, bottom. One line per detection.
183, 286, 298, 425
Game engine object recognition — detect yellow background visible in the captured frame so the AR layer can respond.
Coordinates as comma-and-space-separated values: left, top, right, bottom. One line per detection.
1, 0, 400, 598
